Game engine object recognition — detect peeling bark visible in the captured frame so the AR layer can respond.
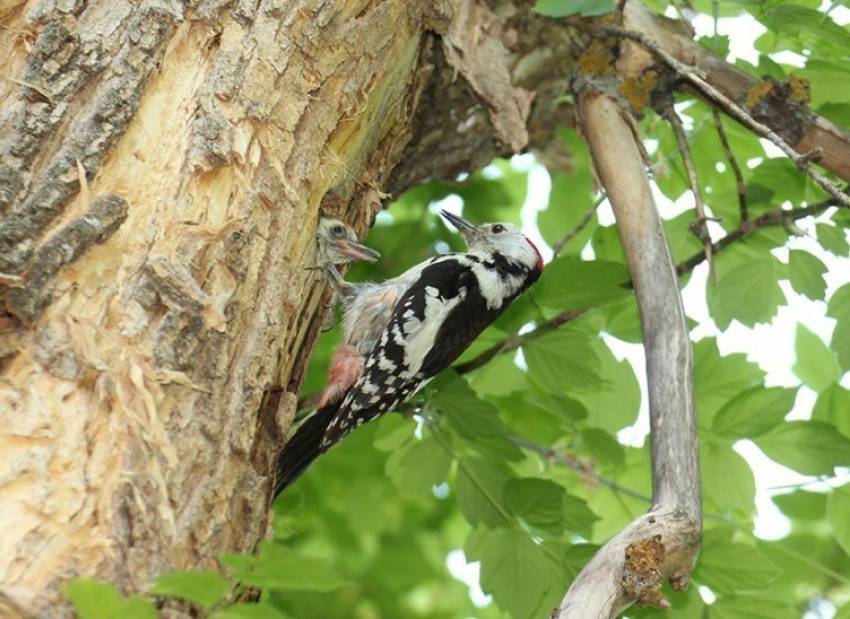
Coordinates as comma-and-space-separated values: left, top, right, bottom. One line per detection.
0, 0, 574, 615
0, 1, 432, 614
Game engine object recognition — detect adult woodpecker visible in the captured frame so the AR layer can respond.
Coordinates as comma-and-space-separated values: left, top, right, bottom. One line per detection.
275, 211, 544, 495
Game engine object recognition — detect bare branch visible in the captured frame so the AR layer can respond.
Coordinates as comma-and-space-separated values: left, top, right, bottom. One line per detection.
712, 110, 749, 223
663, 104, 717, 283
554, 90, 701, 618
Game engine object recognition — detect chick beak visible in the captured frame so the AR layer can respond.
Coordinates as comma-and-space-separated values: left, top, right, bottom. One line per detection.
440, 210, 477, 238
330, 239, 381, 263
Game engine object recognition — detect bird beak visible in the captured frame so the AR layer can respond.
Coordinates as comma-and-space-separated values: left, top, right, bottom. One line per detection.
329, 238, 381, 263
440, 210, 477, 236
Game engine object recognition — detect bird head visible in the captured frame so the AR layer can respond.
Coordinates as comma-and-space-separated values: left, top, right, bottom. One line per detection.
316, 217, 381, 265
440, 210, 544, 272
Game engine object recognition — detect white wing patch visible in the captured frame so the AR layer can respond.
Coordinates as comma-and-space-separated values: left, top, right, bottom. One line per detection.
402, 285, 467, 375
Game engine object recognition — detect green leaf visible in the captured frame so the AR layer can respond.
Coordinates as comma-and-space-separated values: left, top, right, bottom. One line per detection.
148, 571, 229, 609
65, 579, 122, 619
694, 338, 765, 423
533, 0, 615, 18
754, 420, 850, 475
538, 157, 596, 252
469, 352, 528, 397
711, 386, 797, 439
561, 544, 599, 580
599, 295, 643, 343
534, 257, 631, 311
665, 210, 705, 265
772, 489, 827, 521
458, 162, 527, 226
372, 414, 414, 452
787, 250, 828, 301
431, 372, 506, 438
561, 493, 599, 532
707, 251, 785, 330
748, 159, 808, 207
701, 445, 756, 516
386, 435, 452, 496
572, 338, 641, 433
800, 59, 850, 106
580, 427, 625, 468
693, 541, 780, 593
504, 478, 565, 527
221, 543, 348, 592
709, 594, 797, 619
818, 223, 850, 257
792, 323, 839, 392
522, 328, 602, 393
760, 5, 850, 53
812, 383, 850, 439
64, 579, 157, 619
590, 223, 626, 263
455, 457, 512, 527
827, 282, 850, 372
465, 527, 561, 619
828, 484, 850, 557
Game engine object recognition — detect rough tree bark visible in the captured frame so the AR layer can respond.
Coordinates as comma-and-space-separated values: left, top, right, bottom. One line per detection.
1, 0, 848, 617
0, 0, 571, 615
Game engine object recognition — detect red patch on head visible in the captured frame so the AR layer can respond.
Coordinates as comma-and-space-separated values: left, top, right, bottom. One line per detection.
526, 238, 545, 271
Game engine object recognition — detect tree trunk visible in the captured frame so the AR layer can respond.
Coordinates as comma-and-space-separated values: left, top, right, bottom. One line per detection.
0, 0, 570, 614
2, 0, 849, 616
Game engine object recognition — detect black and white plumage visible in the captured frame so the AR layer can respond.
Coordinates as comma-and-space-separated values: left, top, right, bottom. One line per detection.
275, 211, 544, 495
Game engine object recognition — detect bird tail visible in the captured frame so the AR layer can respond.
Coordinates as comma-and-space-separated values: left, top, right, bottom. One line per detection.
274, 402, 339, 498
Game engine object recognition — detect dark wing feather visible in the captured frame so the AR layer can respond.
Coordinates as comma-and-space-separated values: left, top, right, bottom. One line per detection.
274, 401, 341, 496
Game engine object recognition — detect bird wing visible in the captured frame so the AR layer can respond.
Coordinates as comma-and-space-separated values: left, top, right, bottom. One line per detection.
320, 257, 496, 449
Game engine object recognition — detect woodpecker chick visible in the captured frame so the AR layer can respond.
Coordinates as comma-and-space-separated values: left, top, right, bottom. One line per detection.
276, 211, 544, 495
316, 217, 380, 267
315, 217, 379, 331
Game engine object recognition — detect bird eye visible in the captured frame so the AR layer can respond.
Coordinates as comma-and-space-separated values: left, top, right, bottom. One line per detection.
332, 225, 345, 236
492, 224, 505, 234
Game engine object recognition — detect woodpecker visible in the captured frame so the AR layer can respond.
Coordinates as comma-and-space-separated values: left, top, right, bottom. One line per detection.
314, 217, 380, 332
316, 217, 381, 267
275, 210, 544, 495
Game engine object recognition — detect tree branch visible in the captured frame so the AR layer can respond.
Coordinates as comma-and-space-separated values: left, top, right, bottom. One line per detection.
675, 198, 838, 277
606, 13, 850, 207
662, 103, 717, 283
712, 110, 749, 223
554, 90, 701, 617
453, 309, 585, 375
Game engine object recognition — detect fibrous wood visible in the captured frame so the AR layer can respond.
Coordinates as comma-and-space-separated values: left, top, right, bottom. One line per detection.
0, 1, 573, 615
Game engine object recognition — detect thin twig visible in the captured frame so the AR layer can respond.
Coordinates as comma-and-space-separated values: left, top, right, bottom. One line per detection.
712, 110, 749, 223
509, 435, 652, 503
453, 309, 585, 375
676, 197, 837, 277
552, 196, 604, 257
665, 105, 717, 284
598, 25, 850, 209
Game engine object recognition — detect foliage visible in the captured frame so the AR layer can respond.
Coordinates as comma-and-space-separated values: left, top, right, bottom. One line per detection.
67, 2, 850, 617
